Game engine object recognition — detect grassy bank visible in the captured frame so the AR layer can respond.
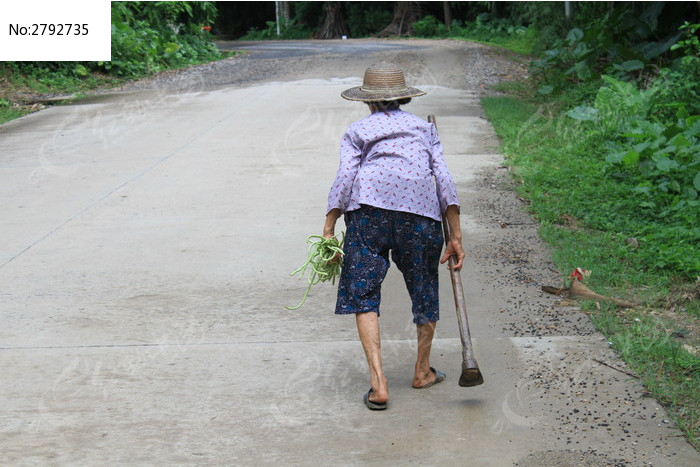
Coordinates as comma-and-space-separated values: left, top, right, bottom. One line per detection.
0, 2, 225, 125
481, 93, 699, 448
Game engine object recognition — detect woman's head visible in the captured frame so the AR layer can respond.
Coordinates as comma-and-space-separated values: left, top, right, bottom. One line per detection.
366, 98, 411, 113
341, 62, 424, 102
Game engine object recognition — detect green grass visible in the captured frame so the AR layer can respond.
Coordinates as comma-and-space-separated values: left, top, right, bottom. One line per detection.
0, 51, 238, 126
482, 93, 700, 448
6, 71, 121, 94
0, 106, 30, 124
450, 26, 537, 56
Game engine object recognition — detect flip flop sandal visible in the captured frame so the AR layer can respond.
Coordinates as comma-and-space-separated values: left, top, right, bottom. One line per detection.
416, 367, 446, 389
364, 388, 387, 410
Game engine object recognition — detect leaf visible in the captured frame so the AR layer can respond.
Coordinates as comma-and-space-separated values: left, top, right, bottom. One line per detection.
566, 28, 584, 44
655, 157, 679, 172
567, 105, 598, 121
694, 171, 700, 191
538, 85, 554, 95
686, 116, 700, 135
73, 64, 89, 77
605, 151, 625, 164
634, 185, 652, 195
574, 60, 593, 81
638, 32, 683, 60
668, 132, 690, 149
618, 59, 645, 72
632, 142, 651, 154
163, 42, 180, 55
622, 151, 640, 166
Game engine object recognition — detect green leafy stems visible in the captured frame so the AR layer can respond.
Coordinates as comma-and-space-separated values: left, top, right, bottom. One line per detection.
286, 232, 345, 310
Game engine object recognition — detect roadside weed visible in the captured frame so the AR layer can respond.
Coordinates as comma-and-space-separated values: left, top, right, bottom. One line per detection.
482, 93, 699, 448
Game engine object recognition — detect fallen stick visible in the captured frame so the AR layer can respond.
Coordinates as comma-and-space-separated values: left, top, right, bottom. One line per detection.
569, 279, 637, 308
592, 358, 639, 379
541, 279, 636, 308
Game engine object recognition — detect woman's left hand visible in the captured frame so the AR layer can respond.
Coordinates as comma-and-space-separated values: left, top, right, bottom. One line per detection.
440, 236, 465, 270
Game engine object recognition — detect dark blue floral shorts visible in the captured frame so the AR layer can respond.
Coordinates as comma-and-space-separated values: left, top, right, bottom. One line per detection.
335, 205, 444, 324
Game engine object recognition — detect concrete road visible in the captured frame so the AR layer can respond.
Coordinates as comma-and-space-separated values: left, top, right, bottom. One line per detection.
217, 39, 424, 59
1, 43, 698, 465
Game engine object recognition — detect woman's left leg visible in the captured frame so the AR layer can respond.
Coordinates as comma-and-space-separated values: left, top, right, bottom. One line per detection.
413, 321, 437, 388
391, 212, 445, 388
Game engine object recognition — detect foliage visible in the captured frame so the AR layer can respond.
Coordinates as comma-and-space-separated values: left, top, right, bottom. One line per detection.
562, 68, 699, 275
412, 15, 448, 38
292, 1, 325, 30
482, 93, 699, 447
104, 1, 221, 77
530, 3, 683, 94
0, 61, 119, 95
410, 13, 536, 55
510, 17, 700, 277
488, 83, 699, 278
0, 106, 30, 125
240, 19, 312, 41
345, 2, 392, 37
655, 22, 700, 119
0, 1, 224, 126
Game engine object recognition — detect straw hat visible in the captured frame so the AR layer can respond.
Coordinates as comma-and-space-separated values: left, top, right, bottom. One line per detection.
341, 62, 426, 102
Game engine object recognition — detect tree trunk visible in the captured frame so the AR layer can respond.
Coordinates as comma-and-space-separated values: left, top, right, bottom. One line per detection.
275, 1, 281, 36
564, 1, 574, 20
283, 1, 292, 27
491, 1, 498, 18
314, 2, 349, 39
443, 1, 452, 30
375, 2, 421, 37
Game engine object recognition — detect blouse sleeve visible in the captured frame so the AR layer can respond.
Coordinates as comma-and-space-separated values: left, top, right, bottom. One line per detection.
327, 127, 362, 214
428, 123, 460, 214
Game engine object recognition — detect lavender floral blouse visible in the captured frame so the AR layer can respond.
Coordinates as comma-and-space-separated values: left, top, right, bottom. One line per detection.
327, 109, 459, 222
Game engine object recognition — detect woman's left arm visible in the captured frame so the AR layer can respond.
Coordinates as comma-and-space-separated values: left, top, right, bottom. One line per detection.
428, 124, 460, 213
440, 204, 465, 270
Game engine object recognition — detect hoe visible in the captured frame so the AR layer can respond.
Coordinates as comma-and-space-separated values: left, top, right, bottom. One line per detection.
428, 114, 484, 387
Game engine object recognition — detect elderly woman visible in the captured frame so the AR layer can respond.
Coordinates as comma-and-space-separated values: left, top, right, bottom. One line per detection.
323, 62, 465, 410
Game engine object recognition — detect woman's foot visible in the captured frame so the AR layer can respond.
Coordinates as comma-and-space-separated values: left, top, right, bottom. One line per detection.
412, 367, 446, 388
364, 388, 388, 410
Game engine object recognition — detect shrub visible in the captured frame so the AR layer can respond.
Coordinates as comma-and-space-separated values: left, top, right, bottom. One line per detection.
101, 1, 221, 77
240, 19, 312, 40
411, 15, 446, 37
345, 2, 392, 37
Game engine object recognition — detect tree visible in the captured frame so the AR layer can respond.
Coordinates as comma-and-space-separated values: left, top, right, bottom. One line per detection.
375, 1, 421, 37
443, 1, 452, 30
315, 1, 349, 39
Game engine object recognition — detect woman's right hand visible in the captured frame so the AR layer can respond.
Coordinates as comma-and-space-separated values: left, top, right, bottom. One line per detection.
323, 208, 343, 263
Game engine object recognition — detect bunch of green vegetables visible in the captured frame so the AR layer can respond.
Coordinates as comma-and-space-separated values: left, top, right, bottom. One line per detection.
286, 233, 345, 310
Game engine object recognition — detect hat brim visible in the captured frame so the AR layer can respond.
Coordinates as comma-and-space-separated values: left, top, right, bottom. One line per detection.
341, 86, 426, 102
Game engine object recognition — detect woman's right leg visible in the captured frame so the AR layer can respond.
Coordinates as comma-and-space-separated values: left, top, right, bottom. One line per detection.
356, 311, 388, 403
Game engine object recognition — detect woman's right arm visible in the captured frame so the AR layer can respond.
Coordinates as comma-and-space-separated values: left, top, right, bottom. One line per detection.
323, 208, 341, 238
327, 130, 362, 212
